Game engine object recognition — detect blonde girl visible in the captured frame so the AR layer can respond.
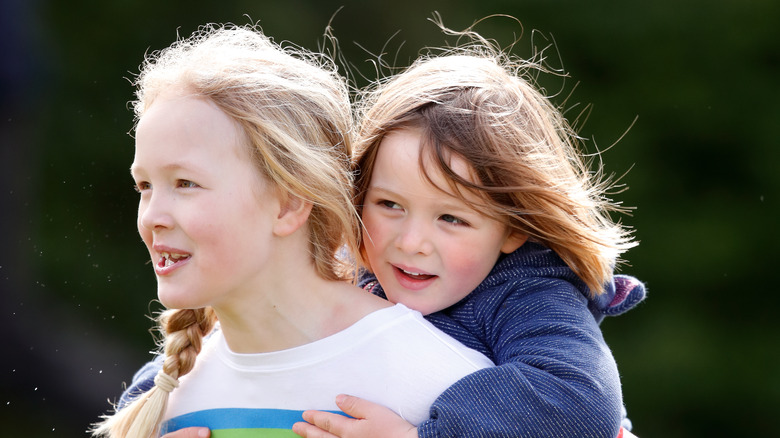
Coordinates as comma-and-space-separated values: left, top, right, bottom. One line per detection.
92, 24, 491, 438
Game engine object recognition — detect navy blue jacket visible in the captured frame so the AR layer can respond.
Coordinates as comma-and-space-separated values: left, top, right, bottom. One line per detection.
363, 242, 645, 438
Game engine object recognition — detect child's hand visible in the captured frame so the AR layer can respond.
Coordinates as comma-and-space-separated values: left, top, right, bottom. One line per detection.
293, 394, 418, 438
161, 427, 210, 438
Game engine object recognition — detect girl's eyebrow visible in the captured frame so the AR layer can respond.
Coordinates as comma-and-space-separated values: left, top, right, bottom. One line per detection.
368, 185, 423, 203
130, 161, 205, 176
370, 184, 479, 215
367, 186, 399, 197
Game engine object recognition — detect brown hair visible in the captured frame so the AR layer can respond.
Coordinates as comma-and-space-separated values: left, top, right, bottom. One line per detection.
353, 23, 636, 296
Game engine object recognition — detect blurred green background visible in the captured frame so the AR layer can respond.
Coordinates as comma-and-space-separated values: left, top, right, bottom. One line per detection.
1, 0, 777, 436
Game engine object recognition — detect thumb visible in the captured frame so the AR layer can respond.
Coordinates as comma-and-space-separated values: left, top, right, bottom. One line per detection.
335, 394, 375, 419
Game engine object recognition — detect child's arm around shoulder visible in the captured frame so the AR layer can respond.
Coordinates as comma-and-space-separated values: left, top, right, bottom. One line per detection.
416, 277, 625, 438
294, 276, 632, 438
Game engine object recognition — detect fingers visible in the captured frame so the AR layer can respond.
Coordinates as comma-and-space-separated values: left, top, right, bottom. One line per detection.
293, 420, 339, 438
297, 409, 355, 437
161, 427, 210, 438
334, 394, 374, 419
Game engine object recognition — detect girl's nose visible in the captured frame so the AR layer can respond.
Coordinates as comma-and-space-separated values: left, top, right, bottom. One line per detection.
138, 191, 174, 231
394, 219, 433, 255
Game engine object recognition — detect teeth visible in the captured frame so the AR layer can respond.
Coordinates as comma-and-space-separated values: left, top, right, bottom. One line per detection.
160, 251, 188, 268
401, 268, 433, 279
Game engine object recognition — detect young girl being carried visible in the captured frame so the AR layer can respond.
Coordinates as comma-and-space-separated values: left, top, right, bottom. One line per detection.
295, 20, 646, 438
91, 23, 493, 438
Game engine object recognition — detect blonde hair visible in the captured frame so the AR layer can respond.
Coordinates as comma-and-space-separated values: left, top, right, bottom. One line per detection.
93, 23, 358, 438
353, 21, 636, 296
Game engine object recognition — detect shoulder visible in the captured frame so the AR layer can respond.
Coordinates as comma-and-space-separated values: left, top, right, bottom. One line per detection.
376, 305, 493, 368
481, 243, 586, 289
465, 245, 589, 318
435, 243, 587, 328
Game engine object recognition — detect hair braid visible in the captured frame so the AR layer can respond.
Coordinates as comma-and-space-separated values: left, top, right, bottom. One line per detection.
91, 308, 217, 438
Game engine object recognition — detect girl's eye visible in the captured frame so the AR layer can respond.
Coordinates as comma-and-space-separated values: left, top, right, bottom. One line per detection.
440, 214, 468, 226
178, 180, 199, 189
133, 182, 151, 193
379, 200, 402, 210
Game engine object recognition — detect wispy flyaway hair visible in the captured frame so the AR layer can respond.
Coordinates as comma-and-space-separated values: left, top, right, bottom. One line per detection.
93, 23, 358, 438
353, 17, 636, 296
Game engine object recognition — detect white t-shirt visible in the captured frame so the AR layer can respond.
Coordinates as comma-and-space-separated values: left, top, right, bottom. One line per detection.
161, 304, 492, 436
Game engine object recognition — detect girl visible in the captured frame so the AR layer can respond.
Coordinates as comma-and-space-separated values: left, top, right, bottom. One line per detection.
92, 24, 493, 438
295, 23, 645, 438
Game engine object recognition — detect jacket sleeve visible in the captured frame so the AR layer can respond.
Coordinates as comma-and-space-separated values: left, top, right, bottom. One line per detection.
117, 354, 164, 409
418, 280, 623, 438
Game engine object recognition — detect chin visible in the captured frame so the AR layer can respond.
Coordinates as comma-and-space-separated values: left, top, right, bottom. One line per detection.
158, 291, 202, 310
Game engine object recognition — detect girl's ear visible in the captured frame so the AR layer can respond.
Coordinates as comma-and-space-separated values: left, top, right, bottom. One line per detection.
273, 194, 313, 237
501, 231, 528, 254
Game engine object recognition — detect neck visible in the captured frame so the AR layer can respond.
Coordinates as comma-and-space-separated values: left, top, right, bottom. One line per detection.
213, 267, 390, 354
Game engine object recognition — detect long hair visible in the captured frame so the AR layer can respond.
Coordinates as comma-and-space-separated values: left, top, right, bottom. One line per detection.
93, 23, 358, 438
353, 21, 636, 296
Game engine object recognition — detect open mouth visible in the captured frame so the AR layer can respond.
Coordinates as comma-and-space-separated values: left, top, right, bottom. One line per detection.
395, 266, 436, 281
158, 251, 191, 268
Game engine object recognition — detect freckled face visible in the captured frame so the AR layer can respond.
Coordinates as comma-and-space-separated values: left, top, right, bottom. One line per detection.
131, 93, 282, 311
361, 127, 524, 315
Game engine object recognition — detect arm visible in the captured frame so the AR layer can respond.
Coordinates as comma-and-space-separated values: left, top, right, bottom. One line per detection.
294, 281, 623, 438
117, 354, 163, 408
418, 280, 624, 438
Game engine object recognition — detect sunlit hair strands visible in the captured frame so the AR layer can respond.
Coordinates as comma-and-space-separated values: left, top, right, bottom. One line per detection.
353, 16, 637, 296
92, 23, 359, 438
132, 24, 359, 283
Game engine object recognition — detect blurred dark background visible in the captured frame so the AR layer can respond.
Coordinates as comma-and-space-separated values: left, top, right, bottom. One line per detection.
1, 0, 777, 436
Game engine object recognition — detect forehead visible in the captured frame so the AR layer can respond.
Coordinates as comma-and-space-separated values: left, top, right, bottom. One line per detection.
379, 127, 476, 179
373, 127, 487, 204
137, 92, 241, 140
132, 93, 247, 169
